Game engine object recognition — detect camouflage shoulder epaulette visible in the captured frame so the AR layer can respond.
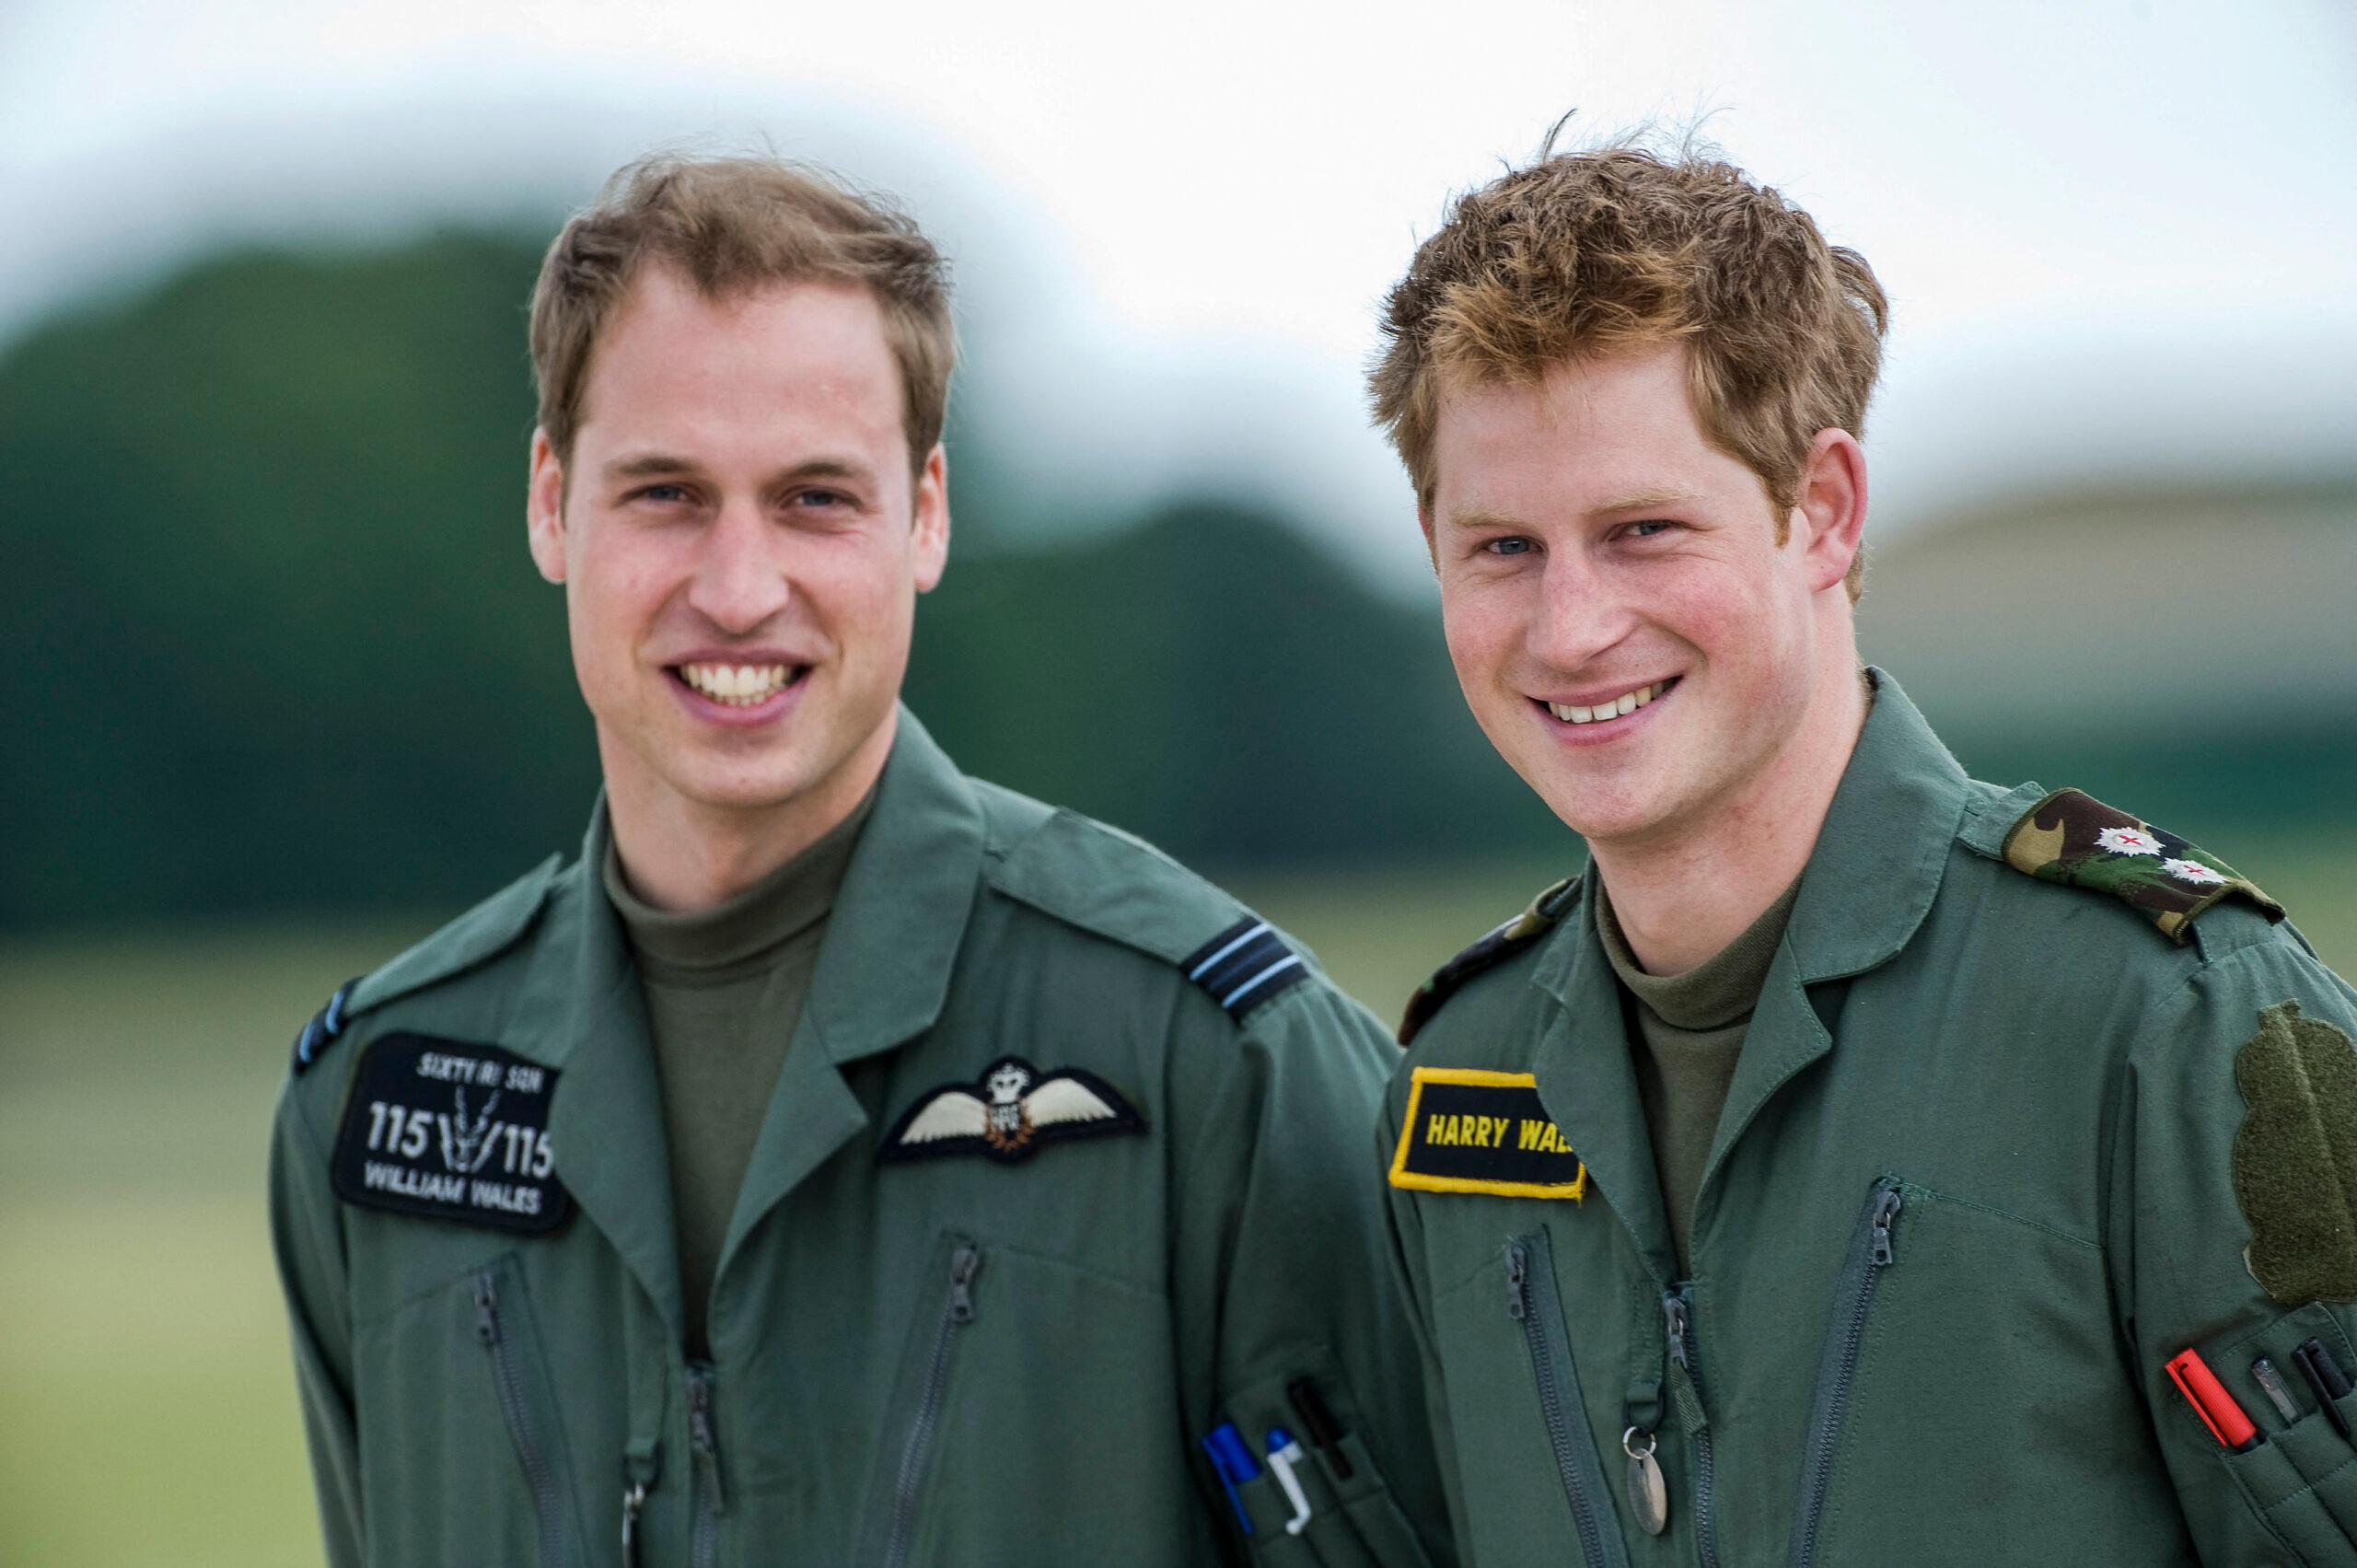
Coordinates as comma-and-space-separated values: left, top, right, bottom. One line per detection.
1399, 874, 1581, 1046
2000, 787, 2282, 947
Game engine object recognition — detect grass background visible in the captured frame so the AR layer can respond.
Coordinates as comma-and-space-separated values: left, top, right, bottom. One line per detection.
5, 842, 2351, 1564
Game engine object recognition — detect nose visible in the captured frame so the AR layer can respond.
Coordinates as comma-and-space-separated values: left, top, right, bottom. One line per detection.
1524, 550, 1637, 674
684, 501, 793, 633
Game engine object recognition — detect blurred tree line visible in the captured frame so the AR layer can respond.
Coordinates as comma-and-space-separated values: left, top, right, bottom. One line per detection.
0, 230, 1559, 933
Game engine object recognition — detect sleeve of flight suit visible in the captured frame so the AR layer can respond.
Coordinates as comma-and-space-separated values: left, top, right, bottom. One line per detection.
268, 1074, 365, 1568
1375, 1067, 1479, 1568
2113, 924, 2357, 1566
1169, 977, 1456, 1567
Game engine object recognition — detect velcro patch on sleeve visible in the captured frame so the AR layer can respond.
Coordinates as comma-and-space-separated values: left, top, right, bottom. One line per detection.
2234, 1000, 2357, 1306
331, 1033, 573, 1236
1388, 1067, 1585, 1200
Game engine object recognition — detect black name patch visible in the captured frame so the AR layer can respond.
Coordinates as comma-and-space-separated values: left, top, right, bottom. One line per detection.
1388, 1067, 1585, 1199
331, 1033, 573, 1235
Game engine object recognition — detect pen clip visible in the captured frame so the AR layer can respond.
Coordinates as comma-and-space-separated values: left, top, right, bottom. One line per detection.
1265, 1426, 1314, 1537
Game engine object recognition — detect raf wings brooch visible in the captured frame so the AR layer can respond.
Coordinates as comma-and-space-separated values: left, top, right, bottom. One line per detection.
879, 1056, 1144, 1165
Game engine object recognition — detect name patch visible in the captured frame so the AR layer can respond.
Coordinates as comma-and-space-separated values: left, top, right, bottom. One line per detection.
1388, 1067, 1585, 1200
331, 1033, 573, 1236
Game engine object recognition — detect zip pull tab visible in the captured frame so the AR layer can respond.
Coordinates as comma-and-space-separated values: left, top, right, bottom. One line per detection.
621, 1481, 647, 1566
472, 1274, 500, 1345
948, 1245, 980, 1324
688, 1367, 728, 1515
1870, 1188, 1903, 1267
1622, 1425, 1669, 1536
1663, 1294, 1690, 1371
621, 1442, 659, 1568
1504, 1243, 1529, 1321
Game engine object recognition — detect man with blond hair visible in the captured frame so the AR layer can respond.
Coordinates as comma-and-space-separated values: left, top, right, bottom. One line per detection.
267, 153, 1448, 1566
1371, 138, 2357, 1566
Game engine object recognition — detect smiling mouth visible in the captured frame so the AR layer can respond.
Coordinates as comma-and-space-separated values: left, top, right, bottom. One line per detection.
670, 661, 811, 707
1536, 678, 1678, 726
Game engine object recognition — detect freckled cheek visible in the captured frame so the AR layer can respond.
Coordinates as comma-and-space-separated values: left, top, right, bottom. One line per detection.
1436, 592, 1512, 688
1639, 569, 1761, 652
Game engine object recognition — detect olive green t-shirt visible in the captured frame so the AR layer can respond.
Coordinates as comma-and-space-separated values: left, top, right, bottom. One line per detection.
1595, 874, 1801, 1277
601, 793, 875, 1358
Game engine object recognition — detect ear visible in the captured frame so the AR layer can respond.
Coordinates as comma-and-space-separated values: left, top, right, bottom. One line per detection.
911, 443, 950, 594
1789, 428, 1867, 596
527, 429, 569, 585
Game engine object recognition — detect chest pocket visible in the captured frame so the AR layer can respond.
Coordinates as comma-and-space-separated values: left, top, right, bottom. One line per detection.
352, 1251, 586, 1567
1786, 1178, 2178, 1568
852, 1230, 1197, 1566
1430, 1227, 1629, 1568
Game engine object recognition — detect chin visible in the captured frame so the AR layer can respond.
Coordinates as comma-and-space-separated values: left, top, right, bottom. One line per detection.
660, 757, 823, 815
1527, 773, 1671, 846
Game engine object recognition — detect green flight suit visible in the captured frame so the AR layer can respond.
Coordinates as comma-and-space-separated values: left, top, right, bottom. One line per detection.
269, 709, 1446, 1567
1381, 670, 2357, 1567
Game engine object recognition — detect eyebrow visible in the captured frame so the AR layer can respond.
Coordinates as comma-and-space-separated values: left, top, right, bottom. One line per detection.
1439, 506, 1527, 534
1590, 486, 1703, 516
1439, 488, 1703, 533
599, 452, 877, 485
602, 451, 699, 481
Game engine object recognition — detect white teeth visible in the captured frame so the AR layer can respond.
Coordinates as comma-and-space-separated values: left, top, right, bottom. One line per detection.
679, 662, 794, 706
1548, 681, 1666, 726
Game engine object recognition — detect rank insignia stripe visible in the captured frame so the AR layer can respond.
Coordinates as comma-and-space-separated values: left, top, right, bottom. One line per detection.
1388, 1067, 1586, 1200
879, 1056, 1144, 1165
329, 1033, 574, 1236
290, 976, 363, 1075
1182, 917, 1311, 1022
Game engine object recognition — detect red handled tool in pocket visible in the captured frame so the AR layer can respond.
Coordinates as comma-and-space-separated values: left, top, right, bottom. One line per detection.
2168, 1348, 2260, 1453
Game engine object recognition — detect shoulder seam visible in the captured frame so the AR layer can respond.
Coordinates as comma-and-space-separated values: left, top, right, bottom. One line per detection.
1399, 874, 1579, 1046
343, 852, 563, 1021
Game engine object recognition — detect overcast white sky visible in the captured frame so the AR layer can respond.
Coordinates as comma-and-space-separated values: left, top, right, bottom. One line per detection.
6, 0, 2352, 588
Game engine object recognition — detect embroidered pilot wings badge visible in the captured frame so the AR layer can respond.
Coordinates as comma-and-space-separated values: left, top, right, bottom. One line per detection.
879, 1056, 1144, 1164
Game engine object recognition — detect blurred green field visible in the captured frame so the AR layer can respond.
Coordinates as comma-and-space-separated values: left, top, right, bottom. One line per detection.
4, 845, 2351, 1565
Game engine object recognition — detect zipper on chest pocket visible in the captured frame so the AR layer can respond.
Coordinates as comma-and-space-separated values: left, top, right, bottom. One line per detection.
881, 1242, 982, 1568
1663, 1289, 1722, 1568
1505, 1236, 1625, 1568
472, 1268, 573, 1568
1787, 1179, 1905, 1568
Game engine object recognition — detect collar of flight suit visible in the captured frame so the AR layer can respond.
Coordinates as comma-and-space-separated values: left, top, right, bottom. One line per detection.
1524, 668, 1972, 1283
505, 703, 988, 1344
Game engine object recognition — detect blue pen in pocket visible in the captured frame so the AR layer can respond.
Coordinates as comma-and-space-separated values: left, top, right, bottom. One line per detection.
1202, 1422, 1261, 1535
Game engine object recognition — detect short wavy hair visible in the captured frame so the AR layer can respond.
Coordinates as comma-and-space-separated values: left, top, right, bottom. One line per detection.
1370, 136, 1887, 595
530, 154, 955, 471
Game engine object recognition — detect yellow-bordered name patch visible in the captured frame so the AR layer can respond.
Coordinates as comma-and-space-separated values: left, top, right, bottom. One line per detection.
1388, 1067, 1585, 1200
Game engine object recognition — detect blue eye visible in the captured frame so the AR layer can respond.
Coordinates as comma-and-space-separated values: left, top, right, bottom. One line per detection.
1628, 520, 1675, 538
1489, 537, 1535, 557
